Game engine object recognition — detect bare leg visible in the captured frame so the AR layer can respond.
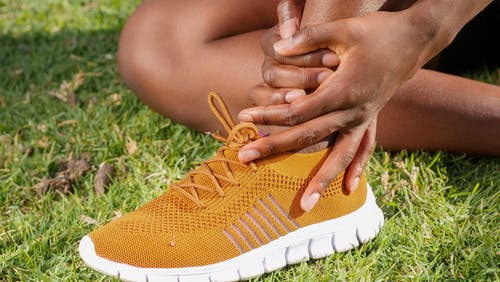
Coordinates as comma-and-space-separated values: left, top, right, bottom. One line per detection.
117, 0, 279, 133
379, 70, 500, 155
117, 0, 500, 155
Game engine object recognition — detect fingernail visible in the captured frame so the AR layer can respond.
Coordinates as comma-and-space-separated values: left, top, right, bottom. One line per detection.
280, 19, 297, 38
238, 113, 253, 122
321, 53, 338, 67
301, 192, 320, 212
273, 38, 291, 53
317, 71, 330, 83
350, 177, 360, 193
285, 89, 306, 103
238, 149, 260, 162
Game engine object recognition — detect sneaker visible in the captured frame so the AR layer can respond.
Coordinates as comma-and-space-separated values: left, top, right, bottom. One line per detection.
79, 92, 384, 281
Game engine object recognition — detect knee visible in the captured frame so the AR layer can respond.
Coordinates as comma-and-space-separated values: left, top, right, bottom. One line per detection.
116, 35, 146, 96
117, 3, 177, 96
117, 1, 210, 97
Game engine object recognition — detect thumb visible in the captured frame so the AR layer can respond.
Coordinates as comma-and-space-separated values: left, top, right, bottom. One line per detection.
277, 0, 305, 38
274, 21, 348, 56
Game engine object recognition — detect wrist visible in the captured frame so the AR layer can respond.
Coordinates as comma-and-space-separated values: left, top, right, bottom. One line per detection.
401, 3, 454, 65
402, 0, 493, 65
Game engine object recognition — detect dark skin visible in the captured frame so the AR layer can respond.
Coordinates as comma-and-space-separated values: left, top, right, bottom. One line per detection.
117, 0, 500, 212
237, 0, 497, 211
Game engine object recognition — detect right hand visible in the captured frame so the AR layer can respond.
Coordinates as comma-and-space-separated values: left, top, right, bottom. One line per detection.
241, 0, 444, 212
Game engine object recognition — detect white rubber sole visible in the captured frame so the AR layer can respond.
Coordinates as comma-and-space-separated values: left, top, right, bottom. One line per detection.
79, 184, 384, 282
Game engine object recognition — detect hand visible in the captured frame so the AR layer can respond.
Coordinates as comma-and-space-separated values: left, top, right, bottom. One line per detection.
239, 10, 436, 212
248, 0, 339, 107
249, 25, 339, 106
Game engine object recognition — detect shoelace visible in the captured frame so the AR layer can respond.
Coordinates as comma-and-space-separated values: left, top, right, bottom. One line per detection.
170, 92, 259, 208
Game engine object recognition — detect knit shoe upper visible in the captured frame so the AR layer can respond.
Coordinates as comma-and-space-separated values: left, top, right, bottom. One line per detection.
80, 92, 383, 280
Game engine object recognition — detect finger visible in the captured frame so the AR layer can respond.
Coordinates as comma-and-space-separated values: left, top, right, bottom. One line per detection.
254, 124, 293, 136
274, 21, 350, 56
240, 72, 351, 126
242, 63, 376, 126
238, 111, 345, 162
238, 94, 326, 127
277, 0, 305, 38
263, 57, 332, 89
248, 84, 306, 106
344, 120, 377, 194
261, 28, 339, 68
300, 126, 366, 212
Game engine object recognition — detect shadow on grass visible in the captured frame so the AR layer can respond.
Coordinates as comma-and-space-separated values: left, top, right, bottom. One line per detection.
0, 28, 145, 132
0, 27, 122, 90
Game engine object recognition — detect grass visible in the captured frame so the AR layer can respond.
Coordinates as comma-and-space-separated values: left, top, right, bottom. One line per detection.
1, 1, 499, 281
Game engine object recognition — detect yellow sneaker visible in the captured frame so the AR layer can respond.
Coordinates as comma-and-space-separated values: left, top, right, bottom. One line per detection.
79, 92, 383, 281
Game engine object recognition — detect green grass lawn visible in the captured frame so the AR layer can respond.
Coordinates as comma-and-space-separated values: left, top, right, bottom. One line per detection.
1, 1, 499, 281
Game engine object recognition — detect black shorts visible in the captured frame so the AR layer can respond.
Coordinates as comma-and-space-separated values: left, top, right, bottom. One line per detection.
435, 1, 500, 74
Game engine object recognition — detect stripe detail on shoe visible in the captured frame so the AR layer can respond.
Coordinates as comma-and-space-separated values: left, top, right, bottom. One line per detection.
224, 195, 301, 254
233, 221, 259, 249
238, 218, 263, 246
248, 206, 280, 240
266, 194, 300, 231
243, 211, 272, 243
225, 224, 252, 253
256, 199, 289, 235
223, 229, 244, 254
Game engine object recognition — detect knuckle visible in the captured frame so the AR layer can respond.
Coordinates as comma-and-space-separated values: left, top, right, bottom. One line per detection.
353, 105, 370, 123
302, 53, 315, 66
271, 92, 285, 105
297, 130, 318, 147
261, 106, 271, 125
286, 106, 303, 125
340, 151, 355, 167
274, 53, 288, 64
263, 68, 276, 85
270, 50, 287, 64
262, 139, 277, 155
296, 70, 311, 89
297, 70, 309, 89
318, 176, 335, 190
345, 104, 371, 128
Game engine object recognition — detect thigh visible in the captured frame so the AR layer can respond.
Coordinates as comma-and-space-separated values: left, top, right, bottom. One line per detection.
130, 0, 280, 41
118, 0, 281, 132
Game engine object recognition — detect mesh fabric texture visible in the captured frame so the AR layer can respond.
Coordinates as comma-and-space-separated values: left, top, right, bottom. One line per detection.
87, 92, 368, 268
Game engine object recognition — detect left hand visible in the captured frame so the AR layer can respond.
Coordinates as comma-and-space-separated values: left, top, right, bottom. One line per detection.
238, 10, 437, 212
248, 24, 338, 107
